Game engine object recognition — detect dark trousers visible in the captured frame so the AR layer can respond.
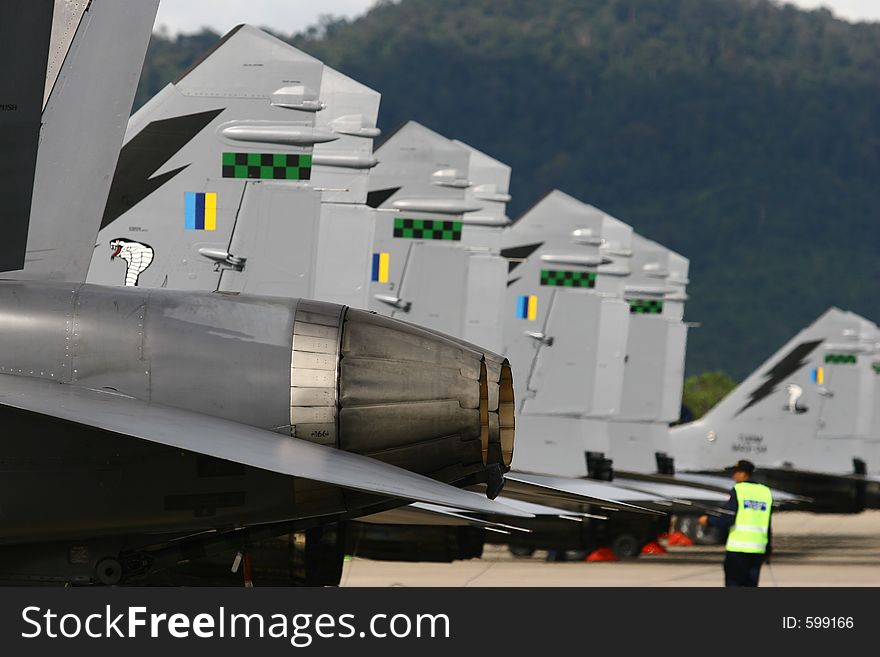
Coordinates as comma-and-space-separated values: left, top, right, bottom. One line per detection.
724, 551, 764, 587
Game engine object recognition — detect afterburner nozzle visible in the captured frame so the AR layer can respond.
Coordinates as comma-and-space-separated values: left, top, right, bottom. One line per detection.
287, 300, 515, 495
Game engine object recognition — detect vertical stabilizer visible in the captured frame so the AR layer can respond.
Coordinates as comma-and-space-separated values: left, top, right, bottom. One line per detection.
608, 234, 690, 472
311, 65, 382, 308
311, 66, 381, 204
5, 0, 159, 281
671, 308, 874, 474
367, 122, 511, 352
0, 1, 54, 272
87, 26, 325, 294
502, 191, 633, 476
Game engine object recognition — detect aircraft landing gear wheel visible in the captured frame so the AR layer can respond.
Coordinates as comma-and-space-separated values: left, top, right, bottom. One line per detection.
694, 524, 724, 545
95, 558, 123, 585
675, 514, 698, 538
292, 523, 347, 586
676, 514, 723, 545
509, 546, 535, 558
610, 534, 641, 560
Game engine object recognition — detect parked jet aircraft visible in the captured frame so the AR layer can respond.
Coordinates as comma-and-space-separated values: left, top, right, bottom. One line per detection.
671, 308, 880, 513
501, 190, 633, 477
608, 234, 689, 475
0, 1, 541, 587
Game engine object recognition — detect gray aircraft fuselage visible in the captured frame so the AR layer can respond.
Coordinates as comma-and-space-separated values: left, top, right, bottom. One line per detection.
0, 281, 506, 548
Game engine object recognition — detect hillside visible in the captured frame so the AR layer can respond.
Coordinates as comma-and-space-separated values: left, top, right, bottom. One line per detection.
135, 0, 880, 379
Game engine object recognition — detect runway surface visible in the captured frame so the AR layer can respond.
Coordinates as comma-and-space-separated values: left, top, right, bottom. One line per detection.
340, 510, 880, 587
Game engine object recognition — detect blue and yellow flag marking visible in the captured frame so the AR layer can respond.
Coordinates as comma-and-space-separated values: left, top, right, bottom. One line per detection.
371, 252, 390, 283
185, 192, 217, 231
517, 295, 538, 320
810, 367, 824, 384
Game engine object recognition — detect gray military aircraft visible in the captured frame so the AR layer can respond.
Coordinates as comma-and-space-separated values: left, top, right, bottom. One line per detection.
0, 1, 541, 587
671, 307, 880, 514
501, 190, 633, 477
608, 234, 689, 474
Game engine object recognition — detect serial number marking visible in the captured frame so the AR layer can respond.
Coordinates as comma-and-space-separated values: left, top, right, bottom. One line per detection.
732, 433, 767, 454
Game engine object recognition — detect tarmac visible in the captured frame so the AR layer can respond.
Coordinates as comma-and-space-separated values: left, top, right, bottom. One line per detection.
340, 510, 880, 587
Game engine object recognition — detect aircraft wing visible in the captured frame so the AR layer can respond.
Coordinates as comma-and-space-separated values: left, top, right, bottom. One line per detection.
358, 503, 532, 534
359, 493, 608, 533
613, 477, 731, 510
504, 472, 666, 515
492, 496, 607, 520
0, 373, 532, 518
674, 473, 809, 504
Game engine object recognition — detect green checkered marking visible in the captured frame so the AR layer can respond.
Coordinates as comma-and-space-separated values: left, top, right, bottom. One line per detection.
393, 218, 463, 241
825, 353, 857, 365
222, 152, 312, 180
540, 269, 596, 288
629, 299, 664, 314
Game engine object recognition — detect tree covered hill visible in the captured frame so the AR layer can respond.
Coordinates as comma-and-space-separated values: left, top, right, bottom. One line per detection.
136, 0, 880, 380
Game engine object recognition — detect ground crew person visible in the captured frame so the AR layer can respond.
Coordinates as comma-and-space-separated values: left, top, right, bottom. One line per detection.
698, 459, 772, 587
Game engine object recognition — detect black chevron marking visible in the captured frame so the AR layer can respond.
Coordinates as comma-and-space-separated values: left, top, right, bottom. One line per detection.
735, 339, 824, 416
366, 186, 401, 209
500, 242, 544, 272
101, 108, 225, 230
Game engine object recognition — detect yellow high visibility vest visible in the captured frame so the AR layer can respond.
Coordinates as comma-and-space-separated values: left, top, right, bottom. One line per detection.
725, 482, 772, 554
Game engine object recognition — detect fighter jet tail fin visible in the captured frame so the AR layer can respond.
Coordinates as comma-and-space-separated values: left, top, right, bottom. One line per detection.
0, 1, 54, 273
690, 308, 873, 427
2, 1, 159, 281
671, 308, 876, 476
87, 26, 329, 293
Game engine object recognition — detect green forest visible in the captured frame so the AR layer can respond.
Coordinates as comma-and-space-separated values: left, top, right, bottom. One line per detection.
138, 0, 880, 383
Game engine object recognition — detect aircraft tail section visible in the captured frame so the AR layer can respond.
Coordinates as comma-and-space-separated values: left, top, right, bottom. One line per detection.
87, 26, 331, 296
367, 122, 511, 352
311, 66, 381, 204
671, 308, 875, 474
4, 0, 159, 281
608, 236, 690, 472
499, 191, 638, 477
0, 1, 55, 272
